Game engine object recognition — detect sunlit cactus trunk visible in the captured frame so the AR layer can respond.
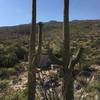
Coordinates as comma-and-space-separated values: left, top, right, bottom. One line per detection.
62, 0, 74, 100
28, 0, 36, 100
63, 0, 70, 68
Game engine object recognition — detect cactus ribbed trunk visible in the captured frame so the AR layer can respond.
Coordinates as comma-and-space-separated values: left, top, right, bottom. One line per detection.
28, 0, 36, 100
63, 0, 70, 67
63, 70, 74, 100
38, 22, 43, 55
36, 22, 43, 64
63, 0, 74, 100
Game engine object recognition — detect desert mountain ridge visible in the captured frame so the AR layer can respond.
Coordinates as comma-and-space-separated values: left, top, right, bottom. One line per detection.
0, 19, 100, 40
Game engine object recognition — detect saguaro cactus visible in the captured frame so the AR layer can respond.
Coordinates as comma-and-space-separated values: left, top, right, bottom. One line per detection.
36, 22, 43, 65
37, 22, 43, 56
63, 0, 70, 69
27, 0, 83, 100
28, 0, 36, 100
62, 0, 74, 99
62, 0, 83, 100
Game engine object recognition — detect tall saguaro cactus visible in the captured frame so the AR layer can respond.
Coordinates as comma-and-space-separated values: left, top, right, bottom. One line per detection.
28, 0, 36, 100
62, 0, 74, 99
62, 0, 83, 100
27, 0, 83, 100
63, 0, 70, 68
38, 22, 43, 56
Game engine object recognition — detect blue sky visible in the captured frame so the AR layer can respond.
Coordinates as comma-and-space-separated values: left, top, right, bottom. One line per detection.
0, 0, 100, 26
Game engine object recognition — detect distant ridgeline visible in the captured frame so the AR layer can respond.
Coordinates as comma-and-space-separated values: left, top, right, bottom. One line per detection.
0, 20, 100, 40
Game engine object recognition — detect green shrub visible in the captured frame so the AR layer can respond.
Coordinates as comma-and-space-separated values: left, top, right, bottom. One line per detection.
0, 80, 10, 91
0, 40, 28, 68
0, 68, 16, 79
3, 89, 27, 100
95, 56, 100, 65
0, 53, 18, 68
12, 45, 28, 60
88, 81, 100, 92
0, 54, 5, 66
15, 64, 24, 72
7, 68, 16, 75
82, 64, 90, 71
0, 68, 9, 79
91, 81, 100, 92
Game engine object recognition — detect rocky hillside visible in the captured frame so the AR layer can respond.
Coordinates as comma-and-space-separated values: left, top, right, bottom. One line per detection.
0, 20, 100, 40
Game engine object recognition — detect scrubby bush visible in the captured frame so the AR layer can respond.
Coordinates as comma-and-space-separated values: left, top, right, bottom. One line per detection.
0, 68, 16, 79
95, 56, 100, 65
14, 46, 28, 60
3, 53, 18, 67
0, 68, 9, 79
0, 53, 18, 68
88, 81, 100, 92
2, 88, 27, 100
0, 80, 10, 91
7, 68, 16, 75
0, 40, 28, 68
0, 54, 5, 66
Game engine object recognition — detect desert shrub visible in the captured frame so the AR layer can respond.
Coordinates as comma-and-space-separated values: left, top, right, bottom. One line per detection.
7, 40, 28, 60
0, 40, 28, 68
0, 53, 18, 68
91, 81, 100, 92
0, 68, 16, 79
0, 80, 10, 91
3, 89, 27, 100
0, 68, 9, 79
7, 68, 16, 75
3, 53, 18, 67
15, 63, 26, 72
82, 63, 91, 71
14, 64, 21, 70
0, 44, 4, 54
87, 81, 100, 92
0, 54, 5, 66
14, 46, 28, 60
95, 56, 100, 65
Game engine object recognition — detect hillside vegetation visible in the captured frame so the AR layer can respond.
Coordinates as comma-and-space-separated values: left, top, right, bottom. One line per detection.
0, 20, 100, 64
0, 20, 100, 99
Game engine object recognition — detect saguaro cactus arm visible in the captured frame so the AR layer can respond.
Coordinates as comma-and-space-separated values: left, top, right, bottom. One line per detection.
32, 22, 43, 66
37, 22, 43, 54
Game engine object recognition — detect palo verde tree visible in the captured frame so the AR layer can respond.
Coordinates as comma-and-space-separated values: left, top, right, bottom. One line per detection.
28, 0, 36, 100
